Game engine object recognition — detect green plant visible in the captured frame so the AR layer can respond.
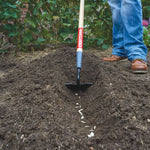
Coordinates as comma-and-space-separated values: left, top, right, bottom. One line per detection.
84, 0, 112, 49
143, 26, 150, 47
0, 0, 149, 52
142, 0, 150, 20
0, 1, 21, 41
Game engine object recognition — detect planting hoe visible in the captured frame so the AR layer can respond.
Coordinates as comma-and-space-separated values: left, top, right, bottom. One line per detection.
65, 0, 93, 91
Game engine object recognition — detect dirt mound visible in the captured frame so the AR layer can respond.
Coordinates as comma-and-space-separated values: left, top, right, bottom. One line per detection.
0, 46, 150, 150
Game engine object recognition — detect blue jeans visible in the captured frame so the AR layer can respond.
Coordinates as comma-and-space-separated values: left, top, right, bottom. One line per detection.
107, 0, 147, 61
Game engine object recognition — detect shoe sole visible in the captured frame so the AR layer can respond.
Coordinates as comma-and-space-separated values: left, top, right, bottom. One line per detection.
119, 58, 128, 62
102, 58, 128, 62
132, 70, 148, 74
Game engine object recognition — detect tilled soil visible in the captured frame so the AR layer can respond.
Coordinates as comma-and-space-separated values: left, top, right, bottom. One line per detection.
0, 46, 150, 150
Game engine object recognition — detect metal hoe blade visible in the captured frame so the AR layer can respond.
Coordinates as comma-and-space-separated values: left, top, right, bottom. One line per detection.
65, 82, 93, 91
65, 68, 93, 91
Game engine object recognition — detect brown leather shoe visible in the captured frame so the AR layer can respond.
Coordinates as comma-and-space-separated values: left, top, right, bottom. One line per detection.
102, 55, 127, 62
131, 59, 148, 73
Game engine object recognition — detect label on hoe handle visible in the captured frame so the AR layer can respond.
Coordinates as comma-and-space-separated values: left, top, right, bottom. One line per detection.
77, 28, 84, 49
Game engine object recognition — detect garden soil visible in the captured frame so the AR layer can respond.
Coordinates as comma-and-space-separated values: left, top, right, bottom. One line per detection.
0, 46, 150, 150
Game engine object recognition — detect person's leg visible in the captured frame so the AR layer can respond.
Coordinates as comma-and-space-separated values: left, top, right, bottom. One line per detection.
107, 0, 127, 57
121, 0, 147, 61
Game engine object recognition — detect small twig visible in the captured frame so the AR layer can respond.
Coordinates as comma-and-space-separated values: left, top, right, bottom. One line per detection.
0, 44, 16, 50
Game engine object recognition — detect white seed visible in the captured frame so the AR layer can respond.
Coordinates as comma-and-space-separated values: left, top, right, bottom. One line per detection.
147, 119, 150, 122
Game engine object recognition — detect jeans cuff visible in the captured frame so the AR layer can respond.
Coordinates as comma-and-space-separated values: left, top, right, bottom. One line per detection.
112, 52, 127, 57
128, 56, 147, 62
